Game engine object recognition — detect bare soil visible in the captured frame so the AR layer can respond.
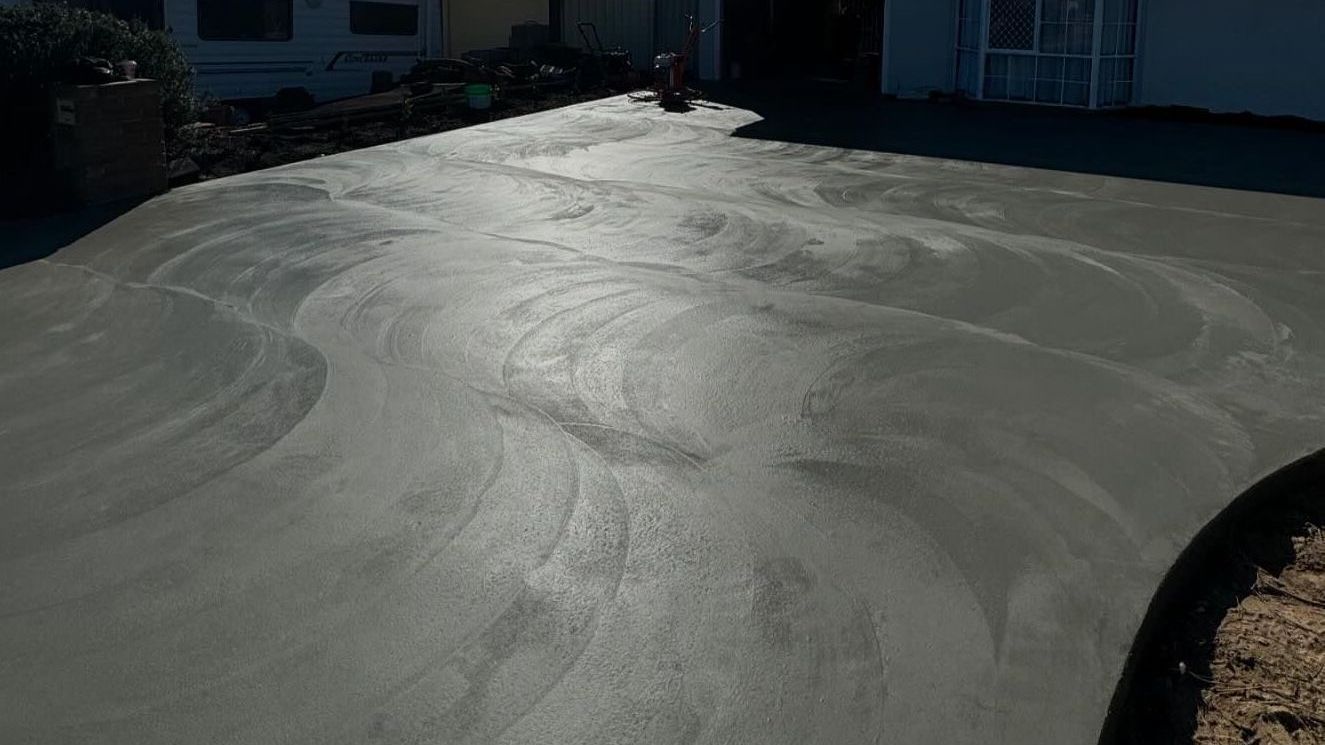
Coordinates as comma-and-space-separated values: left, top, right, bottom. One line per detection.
1195, 527, 1325, 744
1101, 455, 1325, 745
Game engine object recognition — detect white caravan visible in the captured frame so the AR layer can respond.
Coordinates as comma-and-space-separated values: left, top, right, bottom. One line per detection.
171, 0, 443, 102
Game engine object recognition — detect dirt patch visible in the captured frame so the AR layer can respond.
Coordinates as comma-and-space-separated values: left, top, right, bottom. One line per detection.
1195, 528, 1325, 744
1102, 452, 1325, 745
168, 88, 621, 182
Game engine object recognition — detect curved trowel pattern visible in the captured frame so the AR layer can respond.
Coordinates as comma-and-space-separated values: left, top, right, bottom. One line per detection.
2, 98, 1323, 744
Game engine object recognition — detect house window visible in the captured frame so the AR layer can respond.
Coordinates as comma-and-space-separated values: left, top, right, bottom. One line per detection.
955, 0, 981, 96
198, 0, 292, 41
963, 0, 1135, 108
350, 1, 419, 36
1097, 0, 1138, 105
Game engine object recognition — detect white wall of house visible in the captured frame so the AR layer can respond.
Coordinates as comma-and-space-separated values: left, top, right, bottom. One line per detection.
881, 0, 957, 98
1137, 0, 1325, 120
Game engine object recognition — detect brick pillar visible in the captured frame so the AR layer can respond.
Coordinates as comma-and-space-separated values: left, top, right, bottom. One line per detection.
51, 79, 169, 207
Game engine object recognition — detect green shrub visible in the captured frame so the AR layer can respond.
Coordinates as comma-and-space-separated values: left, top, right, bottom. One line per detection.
0, 3, 196, 135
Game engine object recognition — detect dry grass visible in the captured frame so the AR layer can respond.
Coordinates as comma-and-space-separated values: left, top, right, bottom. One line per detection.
1195, 527, 1325, 744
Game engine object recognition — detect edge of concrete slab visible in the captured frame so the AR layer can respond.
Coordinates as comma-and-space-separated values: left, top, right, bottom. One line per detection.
1100, 445, 1325, 744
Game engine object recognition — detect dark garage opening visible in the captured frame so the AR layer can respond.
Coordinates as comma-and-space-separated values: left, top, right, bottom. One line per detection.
721, 0, 883, 85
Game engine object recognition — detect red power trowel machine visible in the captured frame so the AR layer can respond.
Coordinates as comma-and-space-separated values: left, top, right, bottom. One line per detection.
653, 15, 719, 107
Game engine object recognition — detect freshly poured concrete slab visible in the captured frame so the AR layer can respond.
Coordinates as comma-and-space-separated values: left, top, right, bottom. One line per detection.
2, 97, 1323, 744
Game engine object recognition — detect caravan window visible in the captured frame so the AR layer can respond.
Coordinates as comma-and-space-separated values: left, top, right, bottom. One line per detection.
350, 1, 418, 36
198, 0, 293, 41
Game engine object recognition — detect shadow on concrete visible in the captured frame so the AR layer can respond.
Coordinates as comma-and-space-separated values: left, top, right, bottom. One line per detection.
702, 81, 1325, 199
0, 198, 146, 272
1099, 447, 1325, 744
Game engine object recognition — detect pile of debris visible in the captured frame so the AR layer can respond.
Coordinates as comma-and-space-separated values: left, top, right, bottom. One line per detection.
168, 23, 644, 183
169, 86, 619, 183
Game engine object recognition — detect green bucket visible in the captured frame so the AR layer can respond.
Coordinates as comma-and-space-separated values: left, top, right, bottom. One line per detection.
465, 83, 493, 110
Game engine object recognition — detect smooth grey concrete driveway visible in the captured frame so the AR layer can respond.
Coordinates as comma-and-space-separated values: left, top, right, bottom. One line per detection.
2, 97, 1324, 745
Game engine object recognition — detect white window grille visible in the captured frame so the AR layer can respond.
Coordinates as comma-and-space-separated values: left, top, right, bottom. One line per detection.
1097, 0, 1139, 106
988, 0, 1037, 50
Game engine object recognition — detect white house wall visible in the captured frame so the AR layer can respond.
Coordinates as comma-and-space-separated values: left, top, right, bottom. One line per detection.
882, 0, 958, 98
1137, 0, 1325, 120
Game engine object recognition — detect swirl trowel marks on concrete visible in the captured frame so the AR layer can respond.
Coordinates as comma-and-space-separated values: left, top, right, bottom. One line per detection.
1, 97, 1323, 744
